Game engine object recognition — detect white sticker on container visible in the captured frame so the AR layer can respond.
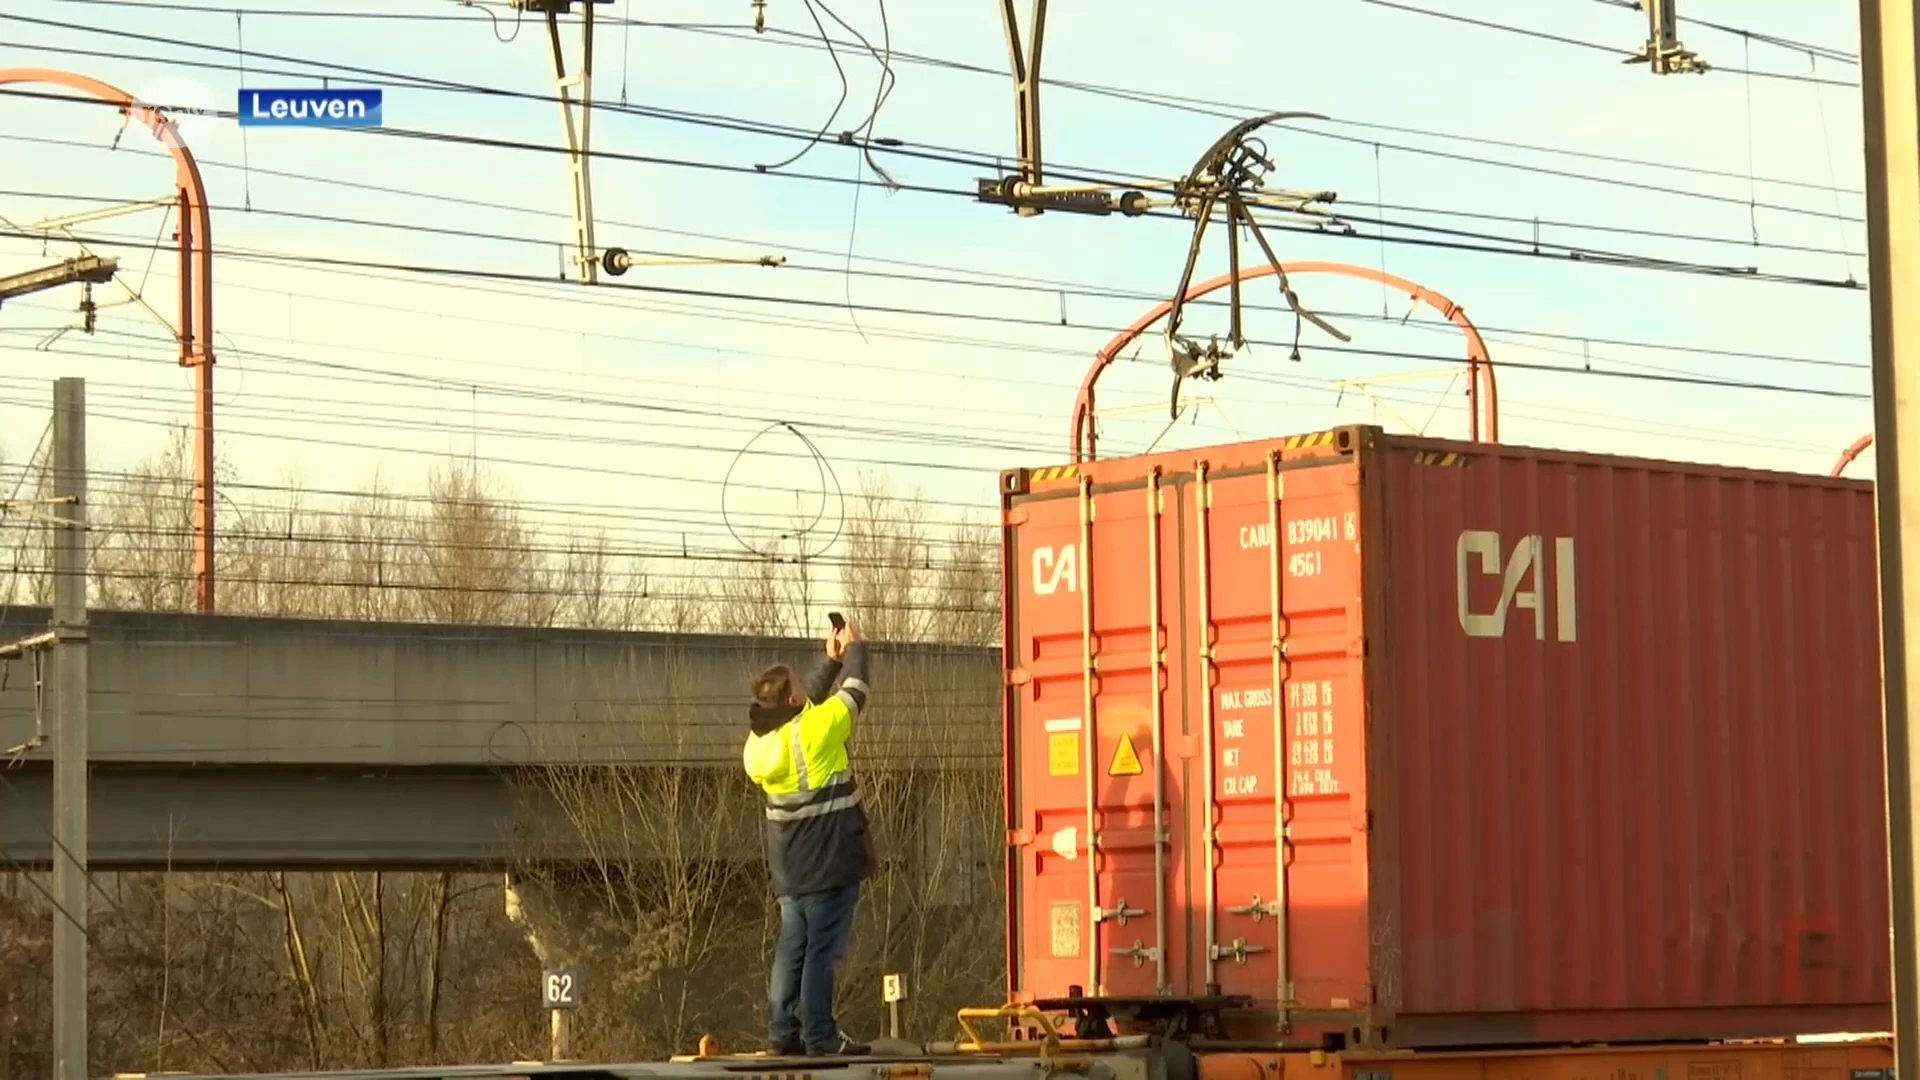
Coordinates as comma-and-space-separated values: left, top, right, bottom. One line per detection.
1044, 717, 1083, 733
1051, 826, 1079, 860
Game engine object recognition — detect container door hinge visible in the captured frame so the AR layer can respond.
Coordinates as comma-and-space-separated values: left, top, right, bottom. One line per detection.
1227, 894, 1283, 922
1096, 899, 1146, 925
1111, 940, 1160, 968
1004, 507, 1031, 526
1347, 636, 1368, 657
1209, 938, 1266, 964
1005, 667, 1032, 686
1007, 828, 1035, 847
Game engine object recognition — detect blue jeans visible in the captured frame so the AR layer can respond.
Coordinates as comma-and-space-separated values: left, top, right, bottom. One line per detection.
768, 883, 860, 1051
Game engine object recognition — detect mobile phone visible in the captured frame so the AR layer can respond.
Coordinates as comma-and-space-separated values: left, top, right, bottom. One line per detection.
827, 612, 846, 631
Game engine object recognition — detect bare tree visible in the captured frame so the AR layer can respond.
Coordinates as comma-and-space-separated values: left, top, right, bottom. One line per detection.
840, 473, 934, 642
406, 460, 553, 626
932, 516, 1001, 646
331, 477, 409, 623
86, 426, 196, 612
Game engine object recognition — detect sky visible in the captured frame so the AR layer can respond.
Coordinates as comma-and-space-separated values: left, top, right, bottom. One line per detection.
0, 0, 1881, 580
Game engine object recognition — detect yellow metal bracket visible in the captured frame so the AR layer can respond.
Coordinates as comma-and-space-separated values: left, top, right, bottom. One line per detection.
954, 1003, 1062, 1054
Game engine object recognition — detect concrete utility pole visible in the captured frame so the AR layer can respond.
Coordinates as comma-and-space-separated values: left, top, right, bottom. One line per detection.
1861, 0, 1920, 1073
49, 377, 89, 1080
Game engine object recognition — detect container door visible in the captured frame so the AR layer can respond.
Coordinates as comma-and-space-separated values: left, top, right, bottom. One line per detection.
1179, 457, 1372, 1013
1006, 474, 1185, 999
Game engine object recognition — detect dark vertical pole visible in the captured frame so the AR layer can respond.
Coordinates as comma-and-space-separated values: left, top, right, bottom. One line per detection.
1860, 0, 1920, 1071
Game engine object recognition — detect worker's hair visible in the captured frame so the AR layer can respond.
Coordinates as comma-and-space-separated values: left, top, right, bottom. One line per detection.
752, 664, 799, 708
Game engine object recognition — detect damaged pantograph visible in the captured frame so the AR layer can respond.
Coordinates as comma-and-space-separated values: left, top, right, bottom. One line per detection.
970, 3, 1354, 420
1159, 112, 1351, 419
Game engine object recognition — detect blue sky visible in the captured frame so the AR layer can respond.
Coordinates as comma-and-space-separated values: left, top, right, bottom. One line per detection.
0, 0, 1877, 564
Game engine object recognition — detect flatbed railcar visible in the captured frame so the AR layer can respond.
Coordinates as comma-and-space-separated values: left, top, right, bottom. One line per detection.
112, 1029, 1898, 1080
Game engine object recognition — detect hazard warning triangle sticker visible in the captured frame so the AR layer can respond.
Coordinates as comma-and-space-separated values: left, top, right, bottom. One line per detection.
1108, 732, 1143, 776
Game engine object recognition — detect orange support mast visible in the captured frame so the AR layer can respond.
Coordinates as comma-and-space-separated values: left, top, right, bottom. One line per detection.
1, 67, 217, 610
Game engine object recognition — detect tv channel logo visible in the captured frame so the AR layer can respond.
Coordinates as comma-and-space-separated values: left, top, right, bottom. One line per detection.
238, 88, 383, 128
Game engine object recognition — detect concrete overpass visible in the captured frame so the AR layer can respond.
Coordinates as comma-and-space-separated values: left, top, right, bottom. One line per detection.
0, 608, 1000, 870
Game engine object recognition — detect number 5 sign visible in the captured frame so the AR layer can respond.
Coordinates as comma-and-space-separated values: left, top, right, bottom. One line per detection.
542, 968, 579, 1010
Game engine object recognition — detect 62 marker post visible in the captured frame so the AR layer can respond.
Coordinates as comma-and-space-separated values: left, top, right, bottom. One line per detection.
541, 968, 579, 1061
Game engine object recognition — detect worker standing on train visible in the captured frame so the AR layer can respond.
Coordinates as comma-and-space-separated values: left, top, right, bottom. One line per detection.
742, 617, 875, 1058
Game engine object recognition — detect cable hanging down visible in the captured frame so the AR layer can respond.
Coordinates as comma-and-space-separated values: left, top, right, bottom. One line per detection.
721, 421, 846, 562
1162, 112, 1351, 418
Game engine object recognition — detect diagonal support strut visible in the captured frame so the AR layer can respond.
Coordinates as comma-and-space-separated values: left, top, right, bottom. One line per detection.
515, 0, 612, 282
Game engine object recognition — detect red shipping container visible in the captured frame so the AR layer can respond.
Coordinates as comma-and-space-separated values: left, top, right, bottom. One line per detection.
999, 425, 1890, 1049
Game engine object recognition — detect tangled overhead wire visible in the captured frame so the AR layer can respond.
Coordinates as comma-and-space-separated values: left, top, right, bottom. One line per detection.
752, 0, 901, 190
1163, 111, 1353, 418
721, 421, 847, 562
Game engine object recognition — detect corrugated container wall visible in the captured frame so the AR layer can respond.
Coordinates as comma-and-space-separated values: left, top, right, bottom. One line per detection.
999, 426, 1890, 1049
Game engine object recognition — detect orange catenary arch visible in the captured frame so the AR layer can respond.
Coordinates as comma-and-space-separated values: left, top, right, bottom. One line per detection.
1834, 432, 1874, 477
1, 68, 218, 611
1071, 261, 1497, 462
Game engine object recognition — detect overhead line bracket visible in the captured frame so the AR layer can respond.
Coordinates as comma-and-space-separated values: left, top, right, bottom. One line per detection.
1624, 0, 1704, 74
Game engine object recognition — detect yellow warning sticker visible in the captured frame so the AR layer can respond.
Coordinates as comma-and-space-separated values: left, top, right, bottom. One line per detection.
1108, 732, 1143, 776
1048, 732, 1079, 776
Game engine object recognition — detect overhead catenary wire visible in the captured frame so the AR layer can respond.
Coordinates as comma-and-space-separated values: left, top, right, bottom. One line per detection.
0, 462, 988, 544
0, 366, 1034, 480
32, 0, 1868, 196
0, 325, 1093, 463
9, 295, 1855, 544
0, 243, 1876, 492
0, 181, 1865, 282
0, 228, 1870, 402
0, 34, 1871, 238
3, 221, 1873, 507
0, 329, 1837, 566
0, 556, 1001, 619
0, 84, 1868, 291
0, 30, 1875, 238
3, 247, 1869, 460
0, 150, 1872, 378
0, 475, 997, 564
0, 332, 1866, 549
0, 130, 1098, 292
1351, 0, 1860, 88
0, 306, 1865, 508
0, 172, 1875, 375
1580, 0, 1860, 66
0, 228, 1872, 407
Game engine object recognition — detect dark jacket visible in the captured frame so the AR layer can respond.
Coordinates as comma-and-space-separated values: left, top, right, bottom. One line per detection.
742, 641, 875, 896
